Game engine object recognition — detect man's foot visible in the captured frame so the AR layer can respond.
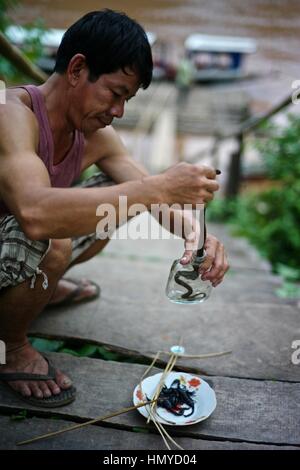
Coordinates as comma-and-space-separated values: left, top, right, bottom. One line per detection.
47, 278, 100, 307
0, 342, 72, 399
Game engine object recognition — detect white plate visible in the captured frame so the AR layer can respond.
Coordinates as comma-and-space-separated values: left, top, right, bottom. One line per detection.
133, 372, 216, 426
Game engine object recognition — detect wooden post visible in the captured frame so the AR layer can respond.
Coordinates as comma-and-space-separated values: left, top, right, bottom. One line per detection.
0, 31, 47, 84
225, 133, 243, 199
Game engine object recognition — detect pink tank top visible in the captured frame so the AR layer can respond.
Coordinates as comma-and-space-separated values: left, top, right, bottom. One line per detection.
0, 85, 84, 217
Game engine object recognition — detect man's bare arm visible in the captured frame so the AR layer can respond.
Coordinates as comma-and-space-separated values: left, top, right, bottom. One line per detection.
84, 127, 199, 240
0, 105, 218, 241
82, 125, 149, 182
0, 104, 164, 239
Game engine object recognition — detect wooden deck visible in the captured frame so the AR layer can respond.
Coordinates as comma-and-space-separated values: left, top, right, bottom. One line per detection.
113, 82, 250, 136
0, 218, 299, 450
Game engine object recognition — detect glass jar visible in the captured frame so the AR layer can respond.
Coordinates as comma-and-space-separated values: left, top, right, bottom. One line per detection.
165, 254, 212, 304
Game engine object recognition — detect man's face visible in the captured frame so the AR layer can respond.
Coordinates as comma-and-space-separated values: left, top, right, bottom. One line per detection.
71, 67, 140, 133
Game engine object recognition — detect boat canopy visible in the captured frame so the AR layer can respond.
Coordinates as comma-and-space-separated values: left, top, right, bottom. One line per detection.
6, 25, 157, 49
6, 25, 65, 49
146, 31, 157, 47
185, 34, 256, 54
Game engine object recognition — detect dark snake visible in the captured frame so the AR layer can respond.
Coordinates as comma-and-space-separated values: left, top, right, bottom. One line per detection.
174, 208, 207, 301
174, 265, 205, 300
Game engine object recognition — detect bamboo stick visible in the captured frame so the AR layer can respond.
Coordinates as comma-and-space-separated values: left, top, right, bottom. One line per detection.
17, 399, 157, 446
146, 352, 178, 424
159, 350, 232, 359
0, 31, 47, 83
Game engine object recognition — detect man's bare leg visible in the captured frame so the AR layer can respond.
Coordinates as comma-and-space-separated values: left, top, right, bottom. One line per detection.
0, 239, 74, 399
48, 238, 110, 305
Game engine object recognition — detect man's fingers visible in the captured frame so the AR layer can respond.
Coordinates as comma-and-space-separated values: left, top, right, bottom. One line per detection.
203, 252, 230, 286
203, 254, 225, 284
200, 235, 230, 286
201, 251, 224, 281
180, 250, 194, 264
214, 259, 230, 286
196, 164, 218, 179
198, 181, 219, 203
198, 254, 214, 273
202, 178, 219, 192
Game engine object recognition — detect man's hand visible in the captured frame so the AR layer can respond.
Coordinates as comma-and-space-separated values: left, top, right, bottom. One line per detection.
180, 224, 229, 288
161, 162, 219, 206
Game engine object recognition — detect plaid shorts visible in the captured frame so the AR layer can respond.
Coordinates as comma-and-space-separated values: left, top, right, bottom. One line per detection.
0, 172, 114, 291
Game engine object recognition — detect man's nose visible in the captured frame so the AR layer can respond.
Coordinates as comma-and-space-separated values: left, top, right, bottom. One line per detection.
110, 101, 125, 118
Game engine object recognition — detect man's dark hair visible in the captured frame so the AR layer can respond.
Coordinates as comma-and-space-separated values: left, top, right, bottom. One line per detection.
54, 9, 153, 88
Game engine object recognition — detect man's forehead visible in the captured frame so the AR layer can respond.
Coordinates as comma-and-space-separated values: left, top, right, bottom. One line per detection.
104, 69, 140, 94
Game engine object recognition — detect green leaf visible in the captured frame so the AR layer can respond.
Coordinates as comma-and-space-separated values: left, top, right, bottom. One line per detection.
96, 346, 120, 361
10, 410, 28, 421
77, 344, 98, 357
29, 338, 64, 352
276, 263, 300, 281
275, 281, 300, 299
59, 348, 81, 357
132, 427, 150, 434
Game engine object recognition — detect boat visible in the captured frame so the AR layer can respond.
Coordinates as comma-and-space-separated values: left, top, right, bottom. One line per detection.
6, 25, 65, 72
184, 33, 257, 82
6, 25, 160, 75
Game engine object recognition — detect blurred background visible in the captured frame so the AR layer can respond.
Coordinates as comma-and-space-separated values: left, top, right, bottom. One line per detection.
1, 0, 300, 298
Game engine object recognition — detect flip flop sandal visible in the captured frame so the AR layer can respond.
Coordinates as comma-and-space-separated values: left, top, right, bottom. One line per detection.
0, 356, 76, 408
46, 278, 101, 309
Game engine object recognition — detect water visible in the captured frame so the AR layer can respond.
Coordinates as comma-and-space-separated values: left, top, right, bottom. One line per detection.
9, 0, 300, 105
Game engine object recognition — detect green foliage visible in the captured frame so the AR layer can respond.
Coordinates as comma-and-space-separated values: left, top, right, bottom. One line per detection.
29, 337, 126, 362
256, 115, 300, 182
208, 114, 300, 292
132, 427, 150, 434
10, 409, 28, 421
0, 0, 17, 30
17, 19, 46, 62
76, 344, 99, 357
230, 188, 300, 271
28, 336, 151, 367
77, 164, 99, 183
276, 263, 300, 281
275, 263, 300, 298
0, 1, 19, 81
30, 337, 64, 352
0, 0, 47, 83
207, 197, 237, 223
276, 281, 300, 299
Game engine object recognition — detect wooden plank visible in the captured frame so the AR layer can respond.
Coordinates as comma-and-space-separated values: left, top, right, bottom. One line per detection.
149, 109, 177, 172
105, 235, 271, 272
105, 215, 272, 272
30, 255, 299, 381
115, 84, 249, 135
0, 355, 299, 446
0, 415, 297, 450
97, 253, 282, 305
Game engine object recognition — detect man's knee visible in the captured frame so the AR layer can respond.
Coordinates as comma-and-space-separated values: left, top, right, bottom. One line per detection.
41, 239, 72, 274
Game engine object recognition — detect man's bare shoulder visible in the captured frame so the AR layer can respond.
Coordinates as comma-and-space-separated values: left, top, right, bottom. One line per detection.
0, 89, 38, 153
6, 87, 32, 107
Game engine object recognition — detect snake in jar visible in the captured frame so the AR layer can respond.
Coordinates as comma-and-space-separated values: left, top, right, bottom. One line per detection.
174, 264, 206, 301
175, 208, 208, 301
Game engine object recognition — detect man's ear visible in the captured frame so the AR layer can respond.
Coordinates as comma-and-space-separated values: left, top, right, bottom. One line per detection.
67, 54, 88, 87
